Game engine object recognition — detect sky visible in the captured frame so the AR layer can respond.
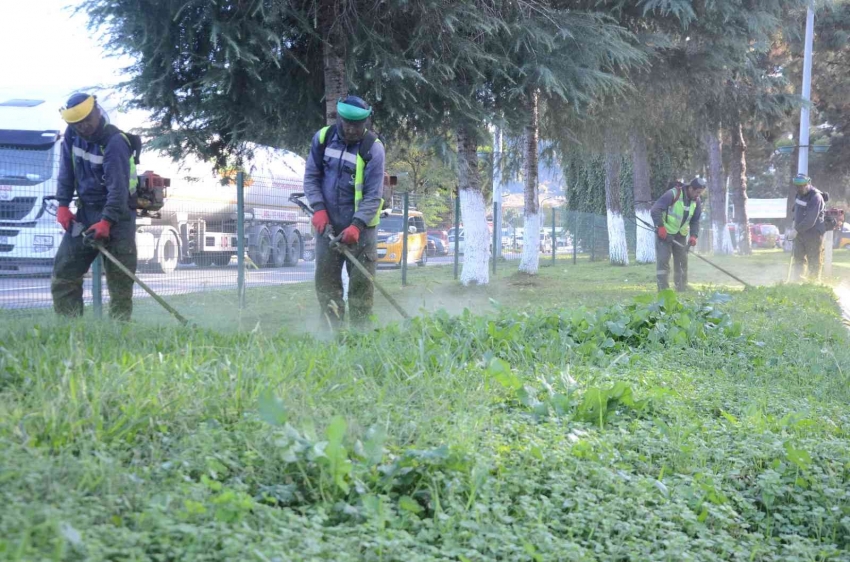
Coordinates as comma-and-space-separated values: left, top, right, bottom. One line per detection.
0, 0, 129, 99
0, 0, 305, 180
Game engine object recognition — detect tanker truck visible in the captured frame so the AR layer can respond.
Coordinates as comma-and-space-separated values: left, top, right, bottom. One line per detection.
133, 169, 312, 274
0, 95, 312, 275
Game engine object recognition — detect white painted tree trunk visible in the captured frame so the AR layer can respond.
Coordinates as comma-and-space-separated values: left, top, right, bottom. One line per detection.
712, 220, 734, 254
459, 189, 490, 285
635, 208, 655, 263
456, 123, 490, 285
604, 130, 628, 266
629, 130, 655, 263
705, 127, 733, 255
607, 210, 629, 265
519, 91, 540, 275
520, 213, 541, 274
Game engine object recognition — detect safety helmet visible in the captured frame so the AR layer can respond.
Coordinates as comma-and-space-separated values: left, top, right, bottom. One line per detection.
336, 95, 372, 143
60, 93, 97, 124
689, 177, 707, 189
792, 174, 810, 186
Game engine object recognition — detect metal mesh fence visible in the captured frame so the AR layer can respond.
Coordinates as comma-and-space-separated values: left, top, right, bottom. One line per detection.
0, 141, 725, 321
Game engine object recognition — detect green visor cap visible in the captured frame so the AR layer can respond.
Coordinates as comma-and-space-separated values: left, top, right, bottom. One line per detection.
792, 175, 810, 186
337, 101, 372, 121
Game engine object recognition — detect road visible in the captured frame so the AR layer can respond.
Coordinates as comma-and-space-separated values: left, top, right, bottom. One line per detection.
0, 250, 576, 311
0, 255, 458, 310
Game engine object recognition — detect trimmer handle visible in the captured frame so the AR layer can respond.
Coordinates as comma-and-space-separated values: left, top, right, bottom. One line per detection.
288, 193, 313, 216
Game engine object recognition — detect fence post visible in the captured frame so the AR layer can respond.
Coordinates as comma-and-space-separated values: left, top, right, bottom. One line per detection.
590, 215, 596, 262
402, 191, 409, 287
92, 255, 103, 318
572, 211, 578, 264
551, 207, 556, 265
453, 195, 460, 280
237, 171, 246, 309
492, 201, 498, 275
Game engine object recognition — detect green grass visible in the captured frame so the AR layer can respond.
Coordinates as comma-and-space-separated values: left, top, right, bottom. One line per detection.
2, 252, 850, 560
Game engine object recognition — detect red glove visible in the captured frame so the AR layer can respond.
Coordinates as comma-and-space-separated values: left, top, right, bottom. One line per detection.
657, 226, 668, 240
86, 219, 112, 240
57, 206, 74, 231
312, 210, 330, 234
688, 235, 697, 247
340, 224, 361, 245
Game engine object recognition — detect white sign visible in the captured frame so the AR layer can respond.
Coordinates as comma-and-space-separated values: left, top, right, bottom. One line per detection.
747, 198, 788, 219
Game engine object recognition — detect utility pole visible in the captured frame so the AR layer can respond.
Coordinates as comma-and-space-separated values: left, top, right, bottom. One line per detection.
797, 3, 815, 177
493, 127, 503, 260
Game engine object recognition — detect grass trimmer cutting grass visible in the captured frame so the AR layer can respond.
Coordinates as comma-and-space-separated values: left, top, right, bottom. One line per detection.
634, 216, 753, 289
289, 193, 411, 320
73, 221, 191, 326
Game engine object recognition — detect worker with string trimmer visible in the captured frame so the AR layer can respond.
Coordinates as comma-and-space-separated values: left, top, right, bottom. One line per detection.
303, 95, 387, 329
650, 177, 706, 292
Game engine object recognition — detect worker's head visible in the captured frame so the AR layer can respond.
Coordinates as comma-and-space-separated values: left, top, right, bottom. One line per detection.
60, 93, 102, 139
336, 95, 372, 144
686, 177, 707, 200
793, 173, 811, 196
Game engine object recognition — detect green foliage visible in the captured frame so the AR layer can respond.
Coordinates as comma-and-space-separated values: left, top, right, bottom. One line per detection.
3, 274, 850, 559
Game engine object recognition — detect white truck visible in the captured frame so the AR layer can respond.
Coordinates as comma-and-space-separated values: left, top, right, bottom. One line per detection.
0, 96, 312, 275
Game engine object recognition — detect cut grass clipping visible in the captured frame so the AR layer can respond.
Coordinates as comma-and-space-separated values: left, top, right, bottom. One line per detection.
1, 284, 849, 561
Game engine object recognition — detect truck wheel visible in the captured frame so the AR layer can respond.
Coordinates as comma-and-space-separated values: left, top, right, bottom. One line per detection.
248, 226, 271, 268
271, 229, 287, 268
284, 232, 302, 267
152, 230, 179, 274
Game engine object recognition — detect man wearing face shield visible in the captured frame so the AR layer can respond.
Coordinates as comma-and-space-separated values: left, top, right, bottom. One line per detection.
303, 95, 385, 329
788, 174, 825, 281
51, 93, 139, 320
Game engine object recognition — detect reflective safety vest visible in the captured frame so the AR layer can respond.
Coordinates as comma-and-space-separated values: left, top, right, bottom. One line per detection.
70, 124, 141, 195
318, 125, 382, 227
662, 187, 696, 236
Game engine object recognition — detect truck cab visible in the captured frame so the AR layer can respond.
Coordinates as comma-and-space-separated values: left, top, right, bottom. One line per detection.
0, 98, 65, 273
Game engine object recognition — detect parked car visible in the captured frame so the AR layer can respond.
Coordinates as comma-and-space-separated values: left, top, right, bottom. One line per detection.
427, 235, 449, 256
727, 222, 781, 249
376, 210, 428, 267
448, 227, 465, 255
427, 229, 449, 248
836, 223, 850, 249
750, 223, 780, 248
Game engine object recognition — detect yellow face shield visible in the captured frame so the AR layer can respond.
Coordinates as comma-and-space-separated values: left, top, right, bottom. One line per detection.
60, 96, 96, 124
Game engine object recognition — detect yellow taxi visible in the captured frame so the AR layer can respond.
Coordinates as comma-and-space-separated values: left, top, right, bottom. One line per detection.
376, 209, 428, 267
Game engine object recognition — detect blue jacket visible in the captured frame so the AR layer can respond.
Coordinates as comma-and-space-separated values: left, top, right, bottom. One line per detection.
303, 127, 384, 232
794, 187, 825, 234
56, 119, 132, 225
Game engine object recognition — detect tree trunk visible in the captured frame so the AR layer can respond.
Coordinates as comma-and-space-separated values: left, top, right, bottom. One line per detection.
456, 124, 490, 285
729, 121, 751, 255
519, 92, 540, 274
605, 130, 628, 265
704, 127, 733, 254
629, 130, 655, 263
321, 1, 346, 125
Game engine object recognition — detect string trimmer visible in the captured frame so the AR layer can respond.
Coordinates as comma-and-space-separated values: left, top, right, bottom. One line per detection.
289, 193, 410, 320
634, 216, 752, 288
72, 221, 191, 326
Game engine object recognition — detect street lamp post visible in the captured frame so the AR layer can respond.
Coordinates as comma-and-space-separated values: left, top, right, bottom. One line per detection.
797, 2, 815, 177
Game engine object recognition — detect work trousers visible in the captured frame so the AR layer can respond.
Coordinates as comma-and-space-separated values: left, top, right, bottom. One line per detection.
656, 233, 689, 292
314, 227, 377, 329
792, 229, 824, 282
51, 207, 137, 320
